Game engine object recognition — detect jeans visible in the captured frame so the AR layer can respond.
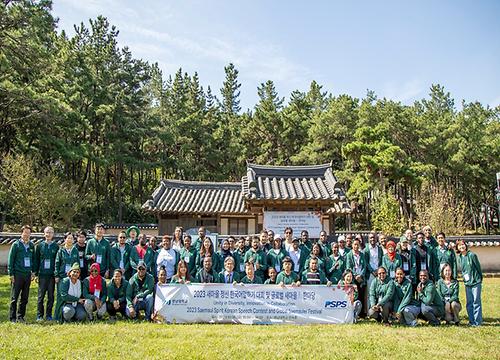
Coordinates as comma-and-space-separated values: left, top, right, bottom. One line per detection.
465, 283, 482, 326
107, 300, 128, 318
62, 303, 87, 322
84, 299, 107, 320
444, 301, 462, 323
421, 304, 442, 325
126, 294, 154, 320
353, 300, 362, 319
401, 305, 420, 326
10, 274, 31, 321
37, 276, 55, 318
368, 301, 393, 323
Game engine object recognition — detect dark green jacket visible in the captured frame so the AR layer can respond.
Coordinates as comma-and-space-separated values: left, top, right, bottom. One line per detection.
276, 271, 299, 285
8, 239, 35, 276
110, 243, 132, 276
363, 244, 384, 277
369, 277, 395, 307
130, 245, 156, 273
34, 240, 59, 277
218, 271, 240, 284
126, 273, 154, 306
326, 255, 345, 284
398, 249, 417, 284
179, 247, 197, 277
418, 280, 444, 314
304, 255, 327, 274
286, 248, 307, 275
194, 268, 220, 283
436, 278, 460, 303
435, 246, 457, 280
381, 254, 402, 279
459, 251, 482, 287
171, 275, 190, 284
85, 237, 111, 275
55, 247, 80, 279
240, 275, 263, 284
392, 278, 419, 313
266, 248, 288, 273
345, 251, 367, 284
107, 279, 129, 303
60, 277, 83, 304
196, 252, 222, 274
318, 241, 331, 257
243, 248, 268, 278
414, 243, 438, 281
82, 276, 107, 301
301, 269, 327, 284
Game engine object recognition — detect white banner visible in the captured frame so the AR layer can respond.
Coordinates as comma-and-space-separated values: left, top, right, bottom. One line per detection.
264, 211, 323, 238
154, 283, 354, 325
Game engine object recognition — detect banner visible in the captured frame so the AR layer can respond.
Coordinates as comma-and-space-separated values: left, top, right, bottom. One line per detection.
154, 283, 354, 325
263, 211, 323, 238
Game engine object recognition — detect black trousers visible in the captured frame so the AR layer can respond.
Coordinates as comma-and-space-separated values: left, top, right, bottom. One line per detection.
10, 273, 31, 321
37, 276, 55, 318
106, 300, 127, 317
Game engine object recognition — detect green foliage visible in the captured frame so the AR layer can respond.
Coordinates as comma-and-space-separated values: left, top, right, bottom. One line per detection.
370, 192, 405, 236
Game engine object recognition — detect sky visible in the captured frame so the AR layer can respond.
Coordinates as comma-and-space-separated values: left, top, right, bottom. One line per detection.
52, 0, 500, 111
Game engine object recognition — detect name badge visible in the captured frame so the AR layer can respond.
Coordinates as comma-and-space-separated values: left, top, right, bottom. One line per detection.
44, 259, 51, 269
65, 264, 71, 274
275, 264, 281, 273
24, 257, 31, 268
239, 263, 245, 272
184, 256, 190, 263
463, 273, 470, 282
94, 289, 100, 298
421, 263, 426, 270
390, 270, 395, 278
403, 262, 409, 271
79, 259, 84, 268
96, 255, 102, 264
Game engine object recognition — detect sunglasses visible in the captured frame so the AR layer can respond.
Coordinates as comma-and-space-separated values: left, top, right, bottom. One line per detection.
119, 236, 126, 239
138, 267, 146, 271
285, 232, 292, 234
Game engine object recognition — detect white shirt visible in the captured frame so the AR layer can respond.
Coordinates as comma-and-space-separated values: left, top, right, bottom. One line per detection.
172, 240, 183, 252
369, 245, 380, 271
289, 249, 301, 272
353, 252, 362, 275
157, 248, 176, 279
68, 279, 82, 307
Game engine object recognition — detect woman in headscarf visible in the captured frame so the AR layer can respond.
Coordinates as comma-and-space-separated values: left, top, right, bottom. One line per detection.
381, 240, 402, 280
83, 263, 107, 320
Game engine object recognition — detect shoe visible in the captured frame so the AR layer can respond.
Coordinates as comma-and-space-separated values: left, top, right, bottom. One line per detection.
36, 316, 43, 322
17, 317, 26, 323
46, 316, 53, 321
109, 316, 116, 321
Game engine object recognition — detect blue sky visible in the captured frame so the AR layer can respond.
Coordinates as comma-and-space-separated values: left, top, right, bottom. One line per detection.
52, 0, 500, 111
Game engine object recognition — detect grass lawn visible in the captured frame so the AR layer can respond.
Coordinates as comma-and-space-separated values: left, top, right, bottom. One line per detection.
0, 276, 498, 359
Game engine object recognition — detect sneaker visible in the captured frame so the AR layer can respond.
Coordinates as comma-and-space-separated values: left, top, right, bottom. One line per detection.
36, 316, 43, 322
17, 317, 26, 323
46, 316, 53, 321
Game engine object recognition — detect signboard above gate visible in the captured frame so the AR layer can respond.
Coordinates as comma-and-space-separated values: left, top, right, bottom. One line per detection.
263, 211, 323, 238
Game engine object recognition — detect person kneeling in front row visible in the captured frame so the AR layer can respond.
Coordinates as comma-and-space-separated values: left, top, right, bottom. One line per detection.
126, 261, 154, 321
417, 270, 444, 326
83, 263, 107, 320
392, 268, 420, 326
60, 263, 87, 322
107, 269, 129, 320
368, 266, 394, 324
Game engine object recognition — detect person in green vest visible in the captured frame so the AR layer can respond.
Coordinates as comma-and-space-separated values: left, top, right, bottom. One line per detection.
126, 225, 140, 246
381, 241, 402, 280
34, 226, 59, 321
54, 232, 80, 321
218, 256, 240, 284
60, 263, 86, 323
266, 235, 287, 275
85, 223, 111, 278
126, 260, 155, 321
368, 266, 395, 324
318, 230, 331, 257
436, 263, 461, 325
130, 233, 155, 275
392, 268, 420, 327
194, 256, 220, 283
337, 269, 362, 320
457, 239, 483, 326
111, 231, 132, 280
171, 260, 192, 284
422, 225, 438, 250
327, 242, 345, 285
240, 261, 263, 284
8, 225, 35, 323
345, 239, 367, 317
304, 243, 327, 274
434, 232, 457, 280
244, 236, 267, 280
264, 267, 278, 284
301, 257, 329, 285
196, 237, 221, 274
106, 268, 129, 320
276, 256, 300, 286
179, 235, 197, 278
417, 270, 444, 326
83, 262, 107, 320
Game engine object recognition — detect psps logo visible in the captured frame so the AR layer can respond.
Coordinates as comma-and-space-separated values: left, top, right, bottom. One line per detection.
324, 300, 347, 309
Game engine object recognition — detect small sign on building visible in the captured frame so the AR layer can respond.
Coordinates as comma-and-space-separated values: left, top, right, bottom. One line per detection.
263, 211, 323, 238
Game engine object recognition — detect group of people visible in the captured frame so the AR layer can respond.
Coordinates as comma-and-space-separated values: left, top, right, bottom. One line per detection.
8, 224, 483, 326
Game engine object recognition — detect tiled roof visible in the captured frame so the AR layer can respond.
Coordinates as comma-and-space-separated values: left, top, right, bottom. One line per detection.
242, 163, 350, 211
142, 179, 247, 215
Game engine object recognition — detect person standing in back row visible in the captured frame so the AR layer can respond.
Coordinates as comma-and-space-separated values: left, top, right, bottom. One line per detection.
457, 239, 483, 326
85, 223, 111, 278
